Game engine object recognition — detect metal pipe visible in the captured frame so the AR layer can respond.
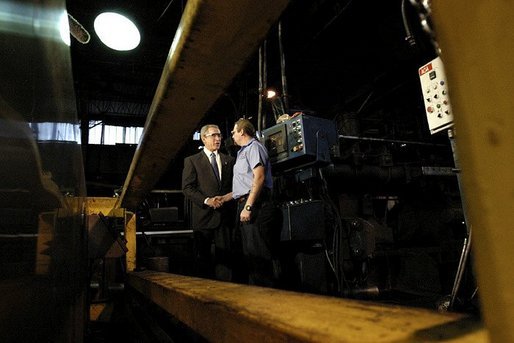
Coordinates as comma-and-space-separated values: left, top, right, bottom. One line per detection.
340, 135, 447, 147
447, 128, 472, 310
262, 40, 268, 131
323, 164, 408, 183
257, 46, 264, 132
278, 21, 289, 113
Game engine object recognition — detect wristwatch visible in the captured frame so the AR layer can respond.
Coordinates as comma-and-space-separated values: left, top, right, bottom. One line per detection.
245, 204, 253, 212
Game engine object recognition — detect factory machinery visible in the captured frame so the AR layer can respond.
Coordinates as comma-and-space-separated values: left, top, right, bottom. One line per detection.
1, 0, 513, 342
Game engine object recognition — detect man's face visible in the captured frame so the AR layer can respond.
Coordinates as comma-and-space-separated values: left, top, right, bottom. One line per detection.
231, 124, 242, 146
202, 127, 222, 152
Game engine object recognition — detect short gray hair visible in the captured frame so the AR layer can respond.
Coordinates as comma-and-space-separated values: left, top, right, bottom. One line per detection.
200, 124, 220, 137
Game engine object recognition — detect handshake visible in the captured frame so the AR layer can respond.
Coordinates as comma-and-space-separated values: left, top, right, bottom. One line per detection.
207, 193, 232, 209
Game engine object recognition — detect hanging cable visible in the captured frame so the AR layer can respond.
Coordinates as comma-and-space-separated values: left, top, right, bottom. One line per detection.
319, 167, 349, 294
401, 0, 416, 47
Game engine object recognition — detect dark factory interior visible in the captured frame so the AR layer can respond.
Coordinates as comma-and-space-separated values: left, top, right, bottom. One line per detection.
1, 0, 504, 342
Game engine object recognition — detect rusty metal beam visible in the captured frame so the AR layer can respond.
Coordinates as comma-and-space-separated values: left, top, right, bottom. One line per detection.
118, 0, 290, 209
125, 212, 137, 272
128, 271, 487, 342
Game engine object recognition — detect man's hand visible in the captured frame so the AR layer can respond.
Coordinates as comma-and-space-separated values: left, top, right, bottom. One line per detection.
207, 197, 223, 209
240, 208, 251, 222
218, 193, 233, 203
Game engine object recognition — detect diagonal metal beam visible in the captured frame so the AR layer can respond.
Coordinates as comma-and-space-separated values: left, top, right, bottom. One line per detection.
118, 0, 290, 209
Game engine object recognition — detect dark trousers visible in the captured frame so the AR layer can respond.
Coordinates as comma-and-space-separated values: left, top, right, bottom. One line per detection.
193, 224, 232, 281
237, 192, 279, 287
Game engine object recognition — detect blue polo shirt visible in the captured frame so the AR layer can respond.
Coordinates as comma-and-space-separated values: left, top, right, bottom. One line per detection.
232, 138, 273, 199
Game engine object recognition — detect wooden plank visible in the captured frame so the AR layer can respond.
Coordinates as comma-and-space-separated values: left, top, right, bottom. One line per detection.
431, 2, 514, 342
128, 271, 487, 342
118, 0, 290, 209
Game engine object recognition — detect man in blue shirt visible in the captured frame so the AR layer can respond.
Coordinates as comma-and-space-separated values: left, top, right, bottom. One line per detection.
220, 118, 278, 287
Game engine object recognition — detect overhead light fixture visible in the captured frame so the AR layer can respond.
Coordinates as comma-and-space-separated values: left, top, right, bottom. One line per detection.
266, 89, 277, 99
59, 11, 71, 46
94, 12, 140, 51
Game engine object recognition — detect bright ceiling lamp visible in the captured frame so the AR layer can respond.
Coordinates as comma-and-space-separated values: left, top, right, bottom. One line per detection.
94, 12, 140, 51
59, 12, 71, 46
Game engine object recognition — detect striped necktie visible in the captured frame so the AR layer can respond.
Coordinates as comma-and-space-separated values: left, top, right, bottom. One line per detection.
210, 152, 220, 182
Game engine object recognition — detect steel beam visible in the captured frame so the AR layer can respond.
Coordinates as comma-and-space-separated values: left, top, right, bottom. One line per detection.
125, 211, 137, 272
128, 271, 487, 342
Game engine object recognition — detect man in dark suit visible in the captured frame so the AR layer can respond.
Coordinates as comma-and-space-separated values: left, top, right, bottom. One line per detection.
182, 124, 235, 280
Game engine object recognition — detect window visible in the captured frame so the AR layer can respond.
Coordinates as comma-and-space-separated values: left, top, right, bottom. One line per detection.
89, 121, 143, 145
30, 122, 81, 143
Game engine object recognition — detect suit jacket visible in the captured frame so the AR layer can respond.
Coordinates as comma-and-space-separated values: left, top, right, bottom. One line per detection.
182, 151, 234, 230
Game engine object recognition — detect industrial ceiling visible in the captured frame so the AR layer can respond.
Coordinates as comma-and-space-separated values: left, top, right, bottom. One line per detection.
66, 0, 444, 204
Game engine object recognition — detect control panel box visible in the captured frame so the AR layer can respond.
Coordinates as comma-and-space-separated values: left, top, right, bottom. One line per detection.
419, 56, 454, 134
280, 199, 325, 241
262, 114, 338, 171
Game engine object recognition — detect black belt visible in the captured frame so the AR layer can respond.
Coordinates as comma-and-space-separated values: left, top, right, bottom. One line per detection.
237, 188, 271, 203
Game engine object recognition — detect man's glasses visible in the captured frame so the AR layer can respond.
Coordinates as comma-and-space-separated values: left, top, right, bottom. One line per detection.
204, 133, 222, 139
